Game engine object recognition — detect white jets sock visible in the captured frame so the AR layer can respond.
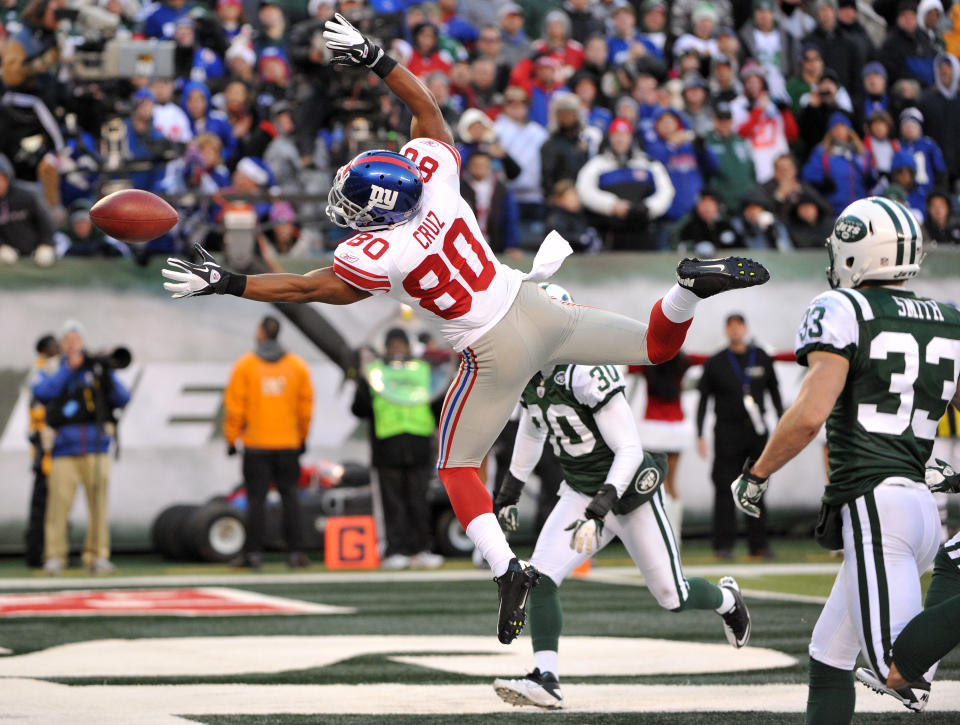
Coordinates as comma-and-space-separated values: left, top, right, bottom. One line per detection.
534, 650, 559, 678
465, 513, 515, 577
715, 586, 736, 614
660, 283, 700, 323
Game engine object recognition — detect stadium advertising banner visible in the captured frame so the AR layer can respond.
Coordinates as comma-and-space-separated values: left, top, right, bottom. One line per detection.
1, 251, 958, 552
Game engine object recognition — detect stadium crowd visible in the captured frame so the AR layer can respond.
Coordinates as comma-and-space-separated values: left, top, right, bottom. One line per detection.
3, 0, 960, 262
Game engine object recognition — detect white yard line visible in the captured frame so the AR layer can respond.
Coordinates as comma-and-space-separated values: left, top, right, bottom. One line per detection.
0, 680, 957, 723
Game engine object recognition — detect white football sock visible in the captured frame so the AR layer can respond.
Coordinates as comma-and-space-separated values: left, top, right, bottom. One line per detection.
716, 586, 736, 614
465, 513, 515, 577
660, 283, 700, 323
534, 650, 559, 678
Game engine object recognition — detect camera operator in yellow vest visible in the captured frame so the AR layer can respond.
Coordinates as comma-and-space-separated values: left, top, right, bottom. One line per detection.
352, 328, 443, 570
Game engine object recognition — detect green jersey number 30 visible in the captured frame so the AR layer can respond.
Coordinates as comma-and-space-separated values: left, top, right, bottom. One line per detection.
861, 332, 960, 439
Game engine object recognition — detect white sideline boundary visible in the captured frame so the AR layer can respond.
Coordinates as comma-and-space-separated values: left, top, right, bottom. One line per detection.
1, 680, 958, 723
0, 562, 841, 591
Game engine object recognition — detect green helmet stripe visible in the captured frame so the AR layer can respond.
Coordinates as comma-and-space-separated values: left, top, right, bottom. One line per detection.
902, 203, 919, 264
871, 197, 905, 266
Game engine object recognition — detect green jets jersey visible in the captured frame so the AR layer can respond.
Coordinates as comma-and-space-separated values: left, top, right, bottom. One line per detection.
795, 286, 960, 506
519, 363, 666, 513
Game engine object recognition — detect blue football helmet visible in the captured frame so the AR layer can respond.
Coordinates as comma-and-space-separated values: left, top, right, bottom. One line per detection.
326, 150, 424, 231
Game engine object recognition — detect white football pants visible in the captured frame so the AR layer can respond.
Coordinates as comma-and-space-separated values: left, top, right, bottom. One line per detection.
530, 483, 689, 610
809, 482, 940, 679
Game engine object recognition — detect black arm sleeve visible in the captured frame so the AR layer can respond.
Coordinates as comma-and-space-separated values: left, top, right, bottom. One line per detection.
351, 377, 373, 419
501, 152, 521, 181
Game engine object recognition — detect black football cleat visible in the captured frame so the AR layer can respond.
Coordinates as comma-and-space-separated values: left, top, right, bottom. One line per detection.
495, 558, 540, 644
676, 257, 770, 298
856, 667, 930, 712
493, 668, 564, 709
718, 576, 751, 648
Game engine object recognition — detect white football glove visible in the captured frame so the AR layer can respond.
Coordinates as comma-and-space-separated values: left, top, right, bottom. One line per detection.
323, 13, 385, 68
565, 517, 603, 555
730, 459, 768, 519
162, 243, 233, 298
926, 458, 959, 494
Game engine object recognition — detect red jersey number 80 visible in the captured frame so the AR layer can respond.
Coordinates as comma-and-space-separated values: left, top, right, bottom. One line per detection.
402, 218, 497, 320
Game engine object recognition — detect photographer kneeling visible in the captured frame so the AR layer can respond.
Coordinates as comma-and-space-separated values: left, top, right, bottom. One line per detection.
31, 321, 130, 575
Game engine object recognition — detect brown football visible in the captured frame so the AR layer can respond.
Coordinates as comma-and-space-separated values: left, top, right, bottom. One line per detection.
90, 189, 178, 243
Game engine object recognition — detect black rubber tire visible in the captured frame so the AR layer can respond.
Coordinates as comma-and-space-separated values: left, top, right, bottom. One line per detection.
186, 503, 247, 563
152, 504, 199, 560
434, 507, 473, 557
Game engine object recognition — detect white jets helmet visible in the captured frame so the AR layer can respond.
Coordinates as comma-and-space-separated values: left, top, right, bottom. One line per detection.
539, 282, 573, 303
826, 196, 924, 289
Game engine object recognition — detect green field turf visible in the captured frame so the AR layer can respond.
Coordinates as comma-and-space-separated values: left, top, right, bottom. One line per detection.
0, 542, 957, 722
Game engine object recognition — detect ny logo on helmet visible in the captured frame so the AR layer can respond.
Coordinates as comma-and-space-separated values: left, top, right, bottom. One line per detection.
369, 185, 399, 210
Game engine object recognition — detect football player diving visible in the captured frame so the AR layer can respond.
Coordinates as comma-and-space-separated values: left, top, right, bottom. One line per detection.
162, 13, 770, 645
491, 283, 752, 710
729, 197, 960, 723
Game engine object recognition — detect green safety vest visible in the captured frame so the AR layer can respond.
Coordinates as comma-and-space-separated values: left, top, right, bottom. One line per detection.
367, 359, 435, 440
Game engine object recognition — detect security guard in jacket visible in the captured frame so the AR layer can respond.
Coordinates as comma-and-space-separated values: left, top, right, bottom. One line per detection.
352, 328, 443, 570
224, 316, 313, 569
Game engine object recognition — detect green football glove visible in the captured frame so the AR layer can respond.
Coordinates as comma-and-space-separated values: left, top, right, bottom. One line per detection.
926, 458, 959, 493
731, 459, 768, 518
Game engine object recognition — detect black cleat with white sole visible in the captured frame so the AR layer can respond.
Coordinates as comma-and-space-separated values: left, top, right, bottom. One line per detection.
855, 667, 930, 712
719, 576, 751, 648
493, 668, 564, 709
495, 558, 540, 644
676, 257, 770, 298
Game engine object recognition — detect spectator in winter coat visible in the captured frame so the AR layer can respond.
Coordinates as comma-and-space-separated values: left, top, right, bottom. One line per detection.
917, 0, 945, 51
544, 179, 602, 253
0, 153, 56, 266
143, 0, 193, 39
609, 2, 664, 64
561, 0, 605, 45
796, 68, 854, 157
898, 106, 948, 204
646, 108, 716, 227
681, 74, 715, 137
861, 61, 890, 124
923, 188, 960, 245
731, 187, 793, 249
888, 150, 927, 220
576, 116, 674, 250
509, 10, 584, 87
493, 86, 550, 221
456, 109, 521, 180
786, 41, 824, 114
517, 56, 565, 127
837, 0, 876, 76
863, 110, 900, 186
673, 2, 721, 77
779, 0, 817, 42
151, 78, 193, 144
801, 112, 870, 217
785, 188, 833, 248
803, 0, 863, 97
759, 152, 828, 221
733, 62, 798, 182
673, 187, 741, 252
880, 0, 936, 86
57, 204, 126, 258
703, 102, 755, 212
539, 91, 590, 199
919, 53, 960, 185
671, 0, 734, 35
460, 151, 520, 253
498, 3, 531, 68
173, 17, 226, 87
407, 23, 454, 79
182, 81, 236, 162
738, 0, 798, 101
472, 26, 512, 91
642, 0, 670, 57
124, 91, 174, 193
